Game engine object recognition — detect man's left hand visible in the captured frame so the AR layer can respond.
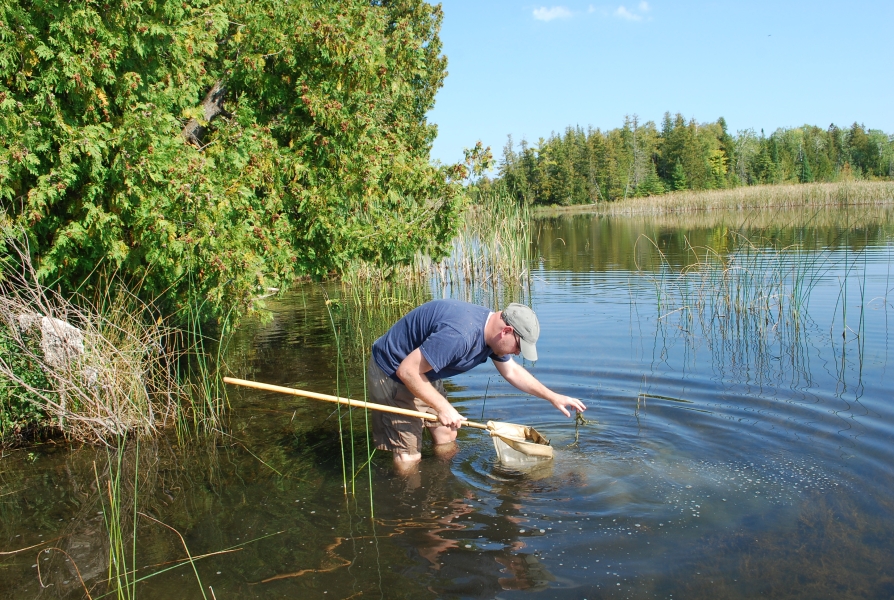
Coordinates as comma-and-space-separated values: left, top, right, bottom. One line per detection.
549, 395, 587, 418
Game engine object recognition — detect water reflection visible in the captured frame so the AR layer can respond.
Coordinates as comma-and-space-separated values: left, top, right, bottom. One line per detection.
536, 204, 894, 273
369, 456, 556, 596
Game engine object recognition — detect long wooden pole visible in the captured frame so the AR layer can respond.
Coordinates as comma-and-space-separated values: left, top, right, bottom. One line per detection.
222, 377, 490, 430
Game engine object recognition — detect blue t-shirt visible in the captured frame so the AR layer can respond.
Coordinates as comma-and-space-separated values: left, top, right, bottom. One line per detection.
372, 299, 509, 382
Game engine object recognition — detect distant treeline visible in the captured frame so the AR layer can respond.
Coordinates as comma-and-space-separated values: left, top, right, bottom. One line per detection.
491, 114, 894, 205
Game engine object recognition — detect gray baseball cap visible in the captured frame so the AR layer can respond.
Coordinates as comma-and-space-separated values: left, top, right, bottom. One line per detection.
502, 303, 540, 361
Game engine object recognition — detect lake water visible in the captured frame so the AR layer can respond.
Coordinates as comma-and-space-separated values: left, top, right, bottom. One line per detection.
3, 206, 894, 599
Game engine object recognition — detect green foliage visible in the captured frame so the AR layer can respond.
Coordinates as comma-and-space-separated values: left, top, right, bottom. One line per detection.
798, 147, 814, 184
0, 321, 48, 442
671, 160, 688, 191
497, 113, 894, 205
0, 0, 464, 322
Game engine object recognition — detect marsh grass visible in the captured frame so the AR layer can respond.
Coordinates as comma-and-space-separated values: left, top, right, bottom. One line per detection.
436, 186, 532, 295
343, 186, 530, 301
173, 297, 232, 438
541, 181, 894, 217
0, 240, 231, 445
319, 293, 379, 509
639, 219, 882, 393
603, 201, 894, 233
322, 293, 355, 495
0, 247, 186, 444
638, 231, 820, 384
638, 232, 808, 324
94, 438, 138, 599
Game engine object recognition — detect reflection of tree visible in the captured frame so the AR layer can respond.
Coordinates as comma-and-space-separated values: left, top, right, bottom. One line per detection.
534, 204, 894, 275
0, 435, 234, 597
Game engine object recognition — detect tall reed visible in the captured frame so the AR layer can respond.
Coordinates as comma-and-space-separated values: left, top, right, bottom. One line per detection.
94, 436, 139, 599
172, 277, 232, 438
542, 181, 894, 217
435, 185, 533, 299
637, 231, 820, 384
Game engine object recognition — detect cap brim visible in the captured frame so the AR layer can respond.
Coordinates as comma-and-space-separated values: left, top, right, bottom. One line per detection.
519, 339, 538, 362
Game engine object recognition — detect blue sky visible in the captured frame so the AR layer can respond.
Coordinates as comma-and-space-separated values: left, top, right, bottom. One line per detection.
427, 1, 894, 165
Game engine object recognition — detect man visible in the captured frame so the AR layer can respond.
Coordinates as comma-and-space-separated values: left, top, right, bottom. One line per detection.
368, 299, 586, 467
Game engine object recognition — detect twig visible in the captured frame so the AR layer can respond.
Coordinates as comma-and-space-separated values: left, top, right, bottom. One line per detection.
0, 487, 27, 498
0, 536, 63, 555
36, 547, 93, 599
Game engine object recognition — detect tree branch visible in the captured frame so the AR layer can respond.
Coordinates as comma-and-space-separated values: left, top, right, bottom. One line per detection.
181, 80, 229, 148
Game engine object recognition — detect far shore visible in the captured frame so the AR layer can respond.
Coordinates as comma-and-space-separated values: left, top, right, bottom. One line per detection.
532, 181, 894, 217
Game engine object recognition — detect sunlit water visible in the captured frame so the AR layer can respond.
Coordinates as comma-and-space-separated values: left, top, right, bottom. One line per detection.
3, 206, 894, 599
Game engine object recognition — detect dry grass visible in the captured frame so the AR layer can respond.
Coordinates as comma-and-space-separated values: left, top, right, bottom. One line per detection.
601, 201, 894, 232
0, 245, 187, 444
537, 181, 894, 217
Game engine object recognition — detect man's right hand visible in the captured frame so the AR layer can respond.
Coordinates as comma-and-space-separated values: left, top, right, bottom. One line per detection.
398, 348, 465, 428
438, 404, 467, 429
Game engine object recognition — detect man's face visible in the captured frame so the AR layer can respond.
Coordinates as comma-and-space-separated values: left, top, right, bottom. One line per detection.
495, 326, 521, 357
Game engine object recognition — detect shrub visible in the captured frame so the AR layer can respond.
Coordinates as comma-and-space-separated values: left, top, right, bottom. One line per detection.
1, 0, 466, 323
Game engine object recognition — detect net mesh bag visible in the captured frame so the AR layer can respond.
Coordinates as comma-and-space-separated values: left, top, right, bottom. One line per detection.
486, 421, 553, 465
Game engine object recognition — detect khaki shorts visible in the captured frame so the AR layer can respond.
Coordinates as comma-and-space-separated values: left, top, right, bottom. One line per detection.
366, 357, 446, 454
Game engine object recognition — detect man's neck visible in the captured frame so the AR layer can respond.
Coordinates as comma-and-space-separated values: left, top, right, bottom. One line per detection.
484, 311, 503, 349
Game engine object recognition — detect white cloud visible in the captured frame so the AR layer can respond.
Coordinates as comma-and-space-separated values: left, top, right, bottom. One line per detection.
639, 1, 650, 12
614, 6, 642, 20
533, 6, 573, 21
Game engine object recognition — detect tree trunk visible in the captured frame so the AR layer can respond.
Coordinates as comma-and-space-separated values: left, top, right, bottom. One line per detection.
181, 80, 227, 148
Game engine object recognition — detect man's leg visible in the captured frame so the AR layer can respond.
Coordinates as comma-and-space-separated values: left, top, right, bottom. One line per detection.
367, 357, 460, 468
430, 426, 458, 460
393, 450, 422, 471
430, 426, 458, 444
395, 426, 457, 465
423, 378, 458, 458
368, 357, 426, 470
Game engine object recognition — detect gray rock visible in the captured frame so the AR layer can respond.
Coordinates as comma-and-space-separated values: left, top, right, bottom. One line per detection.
17, 313, 84, 368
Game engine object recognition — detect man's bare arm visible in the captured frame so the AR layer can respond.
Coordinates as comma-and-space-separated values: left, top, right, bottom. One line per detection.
493, 358, 587, 417
395, 349, 466, 428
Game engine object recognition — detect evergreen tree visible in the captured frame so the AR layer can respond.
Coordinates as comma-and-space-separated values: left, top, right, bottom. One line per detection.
672, 160, 688, 190
797, 144, 814, 183
491, 114, 893, 205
